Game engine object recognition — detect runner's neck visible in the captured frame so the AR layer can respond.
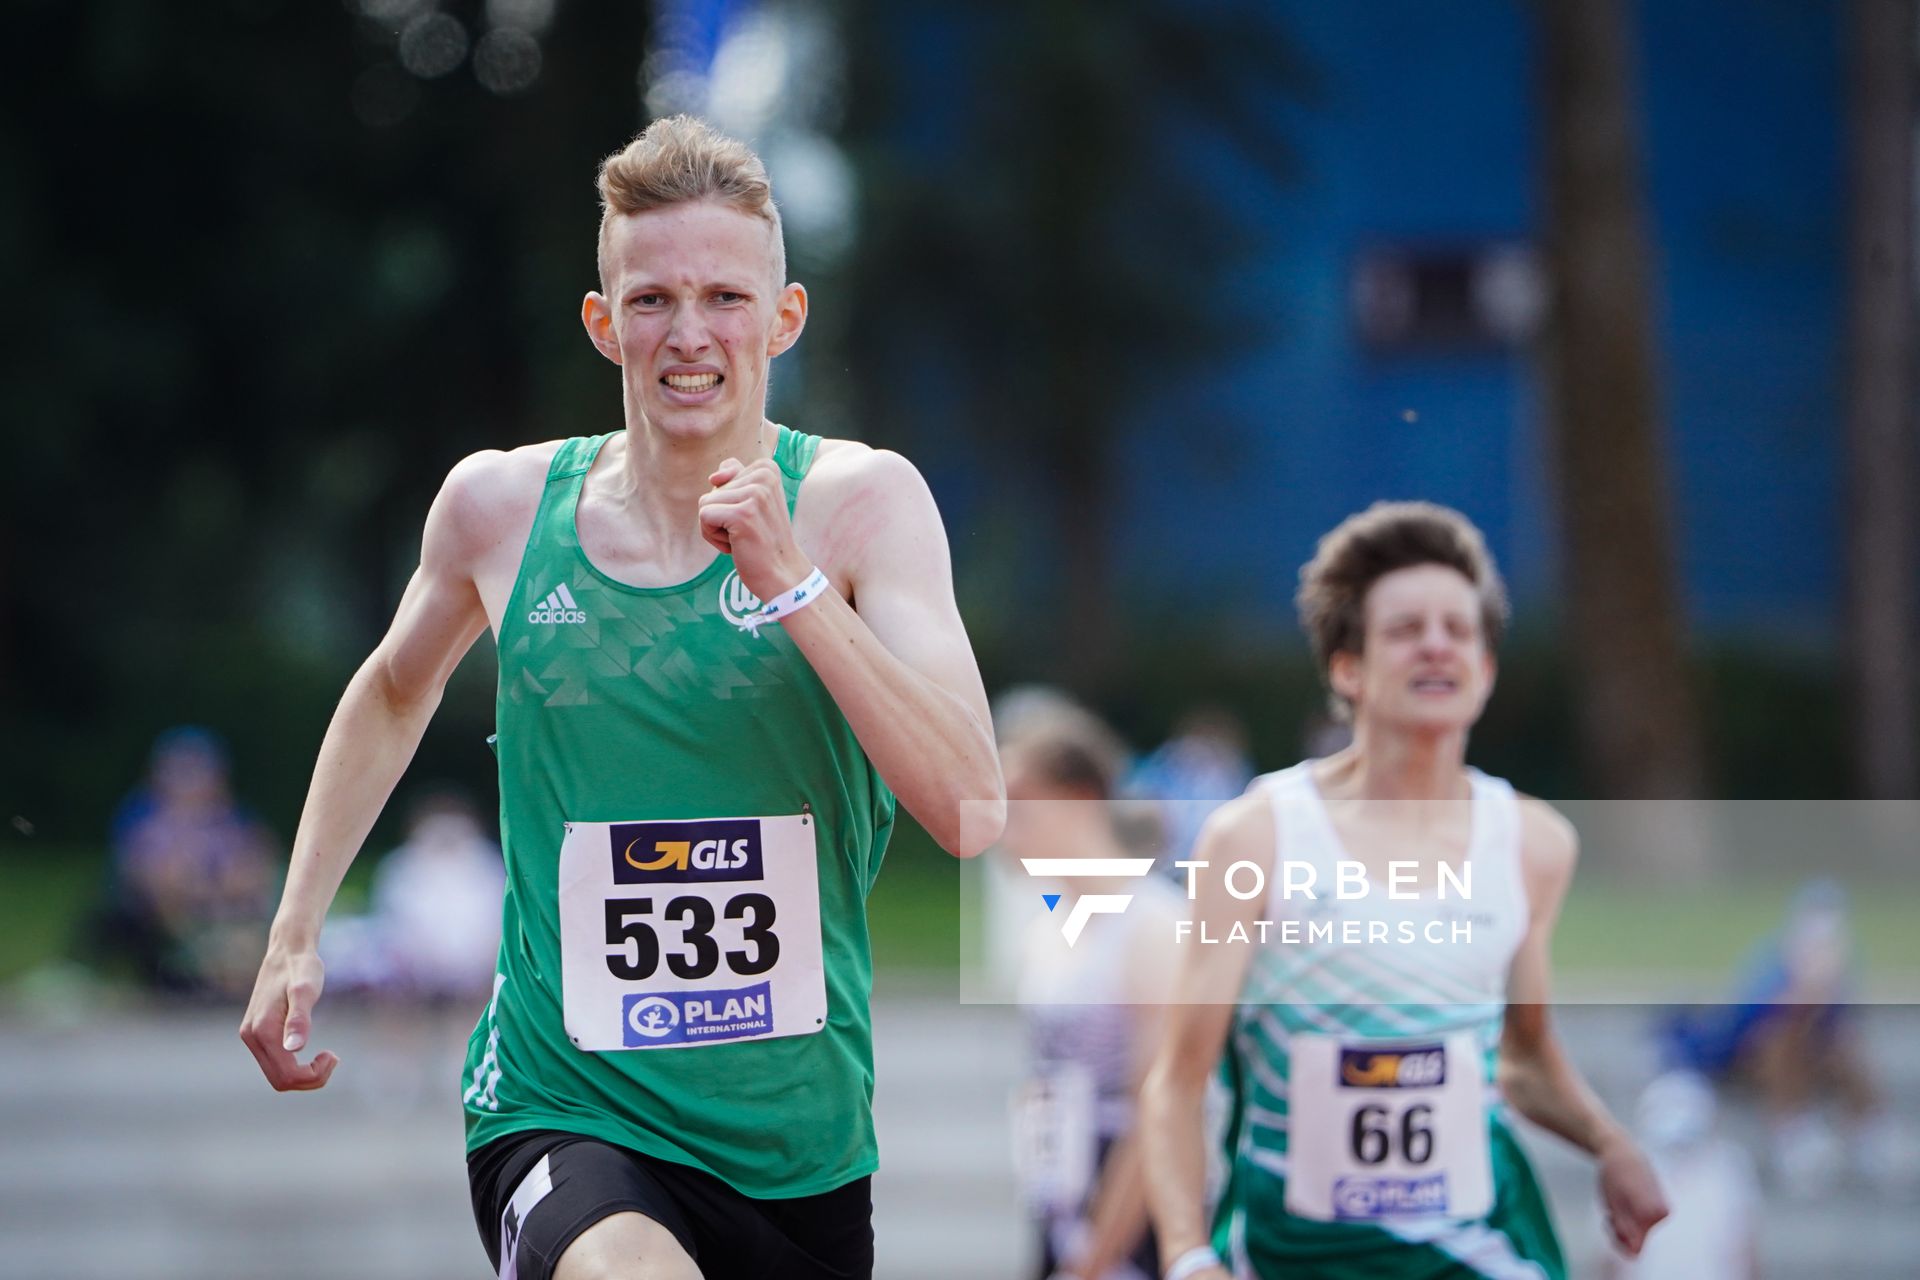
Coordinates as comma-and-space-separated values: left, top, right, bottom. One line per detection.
621, 416, 777, 491
1319, 726, 1470, 804
586, 422, 780, 553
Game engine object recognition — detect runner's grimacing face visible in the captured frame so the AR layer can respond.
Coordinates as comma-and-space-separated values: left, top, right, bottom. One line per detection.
585, 200, 804, 441
1333, 564, 1495, 733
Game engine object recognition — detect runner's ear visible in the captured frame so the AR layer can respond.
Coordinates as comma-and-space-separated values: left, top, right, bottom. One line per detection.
582, 292, 622, 364
1328, 649, 1363, 708
767, 283, 807, 359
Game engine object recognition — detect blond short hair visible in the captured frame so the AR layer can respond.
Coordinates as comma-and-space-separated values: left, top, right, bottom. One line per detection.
594, 115, 785, 288
1295, 501, 1510, 720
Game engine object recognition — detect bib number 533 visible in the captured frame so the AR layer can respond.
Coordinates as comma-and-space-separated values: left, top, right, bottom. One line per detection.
604, 894, 779, 982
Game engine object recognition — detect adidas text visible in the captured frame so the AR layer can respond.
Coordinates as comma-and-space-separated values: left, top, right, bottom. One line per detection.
529, 584, 587, 625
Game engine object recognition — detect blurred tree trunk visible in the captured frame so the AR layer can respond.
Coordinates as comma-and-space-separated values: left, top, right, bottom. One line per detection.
1843, 0, 1917, 799
1031, 30, 1120, 692
1537, 0, 1707, 804
1043, 343, 1119, 690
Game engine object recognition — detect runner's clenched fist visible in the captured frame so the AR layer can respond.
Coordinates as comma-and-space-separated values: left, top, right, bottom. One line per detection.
699, 454, 813, 600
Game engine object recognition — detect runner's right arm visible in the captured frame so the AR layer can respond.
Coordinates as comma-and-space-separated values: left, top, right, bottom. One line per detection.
238, 453, 509, 1091
1500, 797, 1668, 1256
1139, 795, 1273, 1280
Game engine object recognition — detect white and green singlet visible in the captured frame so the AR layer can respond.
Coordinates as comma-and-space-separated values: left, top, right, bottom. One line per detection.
1215, 763, 1566, 1280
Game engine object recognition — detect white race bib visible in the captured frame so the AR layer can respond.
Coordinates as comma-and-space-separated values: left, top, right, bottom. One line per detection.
1011, 1063, 1097, 1214
1284, 1032, 1493, 1223
557, 814, 826, 1051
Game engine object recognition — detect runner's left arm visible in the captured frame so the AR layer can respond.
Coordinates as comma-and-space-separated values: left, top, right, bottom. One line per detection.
701, 447, 1002, 856
1499, 798, 1668, 1257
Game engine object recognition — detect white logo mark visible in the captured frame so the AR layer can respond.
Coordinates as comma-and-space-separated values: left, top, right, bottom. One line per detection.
718, 570, 764, 633
627, 997, 680, 1038
1021, 857, 1157, 946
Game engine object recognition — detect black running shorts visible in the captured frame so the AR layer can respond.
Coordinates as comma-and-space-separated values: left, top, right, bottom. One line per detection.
468, 1129, 874, 1280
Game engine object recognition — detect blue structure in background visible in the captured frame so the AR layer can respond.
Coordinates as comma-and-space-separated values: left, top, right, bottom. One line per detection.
880, 1, 1847, 640
1124, 0, 1842, 636
1125, 2, 1543, 616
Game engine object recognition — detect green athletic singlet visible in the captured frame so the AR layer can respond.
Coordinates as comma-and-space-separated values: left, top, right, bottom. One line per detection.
461, 426, 896, 1197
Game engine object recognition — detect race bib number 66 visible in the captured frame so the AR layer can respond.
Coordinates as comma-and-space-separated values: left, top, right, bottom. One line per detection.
557, 815, 827, 1052
1285, 1032, 1493, 1223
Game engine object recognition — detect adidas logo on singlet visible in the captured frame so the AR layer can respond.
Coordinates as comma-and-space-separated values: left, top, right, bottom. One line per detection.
528, 583, 587, 625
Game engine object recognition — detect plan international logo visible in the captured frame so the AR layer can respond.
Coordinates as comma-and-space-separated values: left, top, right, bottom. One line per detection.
622, 981, 774, 1047
1020, 857, 1157, 946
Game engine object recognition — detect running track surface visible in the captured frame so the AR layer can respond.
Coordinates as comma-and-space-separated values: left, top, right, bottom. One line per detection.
2, 992, 1915, 1278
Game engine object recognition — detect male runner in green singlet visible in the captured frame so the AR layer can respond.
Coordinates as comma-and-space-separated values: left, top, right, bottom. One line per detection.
1139, 503, 1667, 1280
238, 116, 1006, 1280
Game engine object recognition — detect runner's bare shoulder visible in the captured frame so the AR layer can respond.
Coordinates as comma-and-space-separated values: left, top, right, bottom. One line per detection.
1197, 789, 1278, 874
802, 437, 929, 506
1512, 793, 1578, 911
793, 438, 943, 577
429, 439, 568, 568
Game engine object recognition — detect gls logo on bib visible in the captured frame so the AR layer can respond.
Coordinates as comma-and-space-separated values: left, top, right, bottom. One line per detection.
1340, 1046, 1447, 1089
610, 818, 766, 885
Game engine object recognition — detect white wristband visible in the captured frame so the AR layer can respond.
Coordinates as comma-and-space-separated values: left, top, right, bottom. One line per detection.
739, 566, 829, 636
1164, 1245, 1223, 1280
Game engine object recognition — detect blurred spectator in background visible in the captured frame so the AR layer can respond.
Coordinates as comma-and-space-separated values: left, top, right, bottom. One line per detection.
981, 686, 1128, 995
1124, 705, 1254, 874
1001, 697, 1178, 1280
318, 788, 504, 1107
321, 788, 504, 1005
1601, 1071, 1760, 1280
996, 686, 1099, 752
1660, 880, 1914, 1197
94, 726, 275, 998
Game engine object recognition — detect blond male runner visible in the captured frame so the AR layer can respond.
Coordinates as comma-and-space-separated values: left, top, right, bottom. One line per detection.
1141, 503, 1667, 1280
238, 117, 1005, 1280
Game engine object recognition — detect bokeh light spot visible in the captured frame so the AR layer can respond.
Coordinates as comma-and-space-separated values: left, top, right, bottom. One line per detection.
474, 28, 542, 96
399, 13, 469, 79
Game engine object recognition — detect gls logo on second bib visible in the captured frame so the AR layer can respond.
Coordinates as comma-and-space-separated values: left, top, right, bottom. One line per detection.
610, 818, 766, 885
1340, 1045, 1447, 1089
